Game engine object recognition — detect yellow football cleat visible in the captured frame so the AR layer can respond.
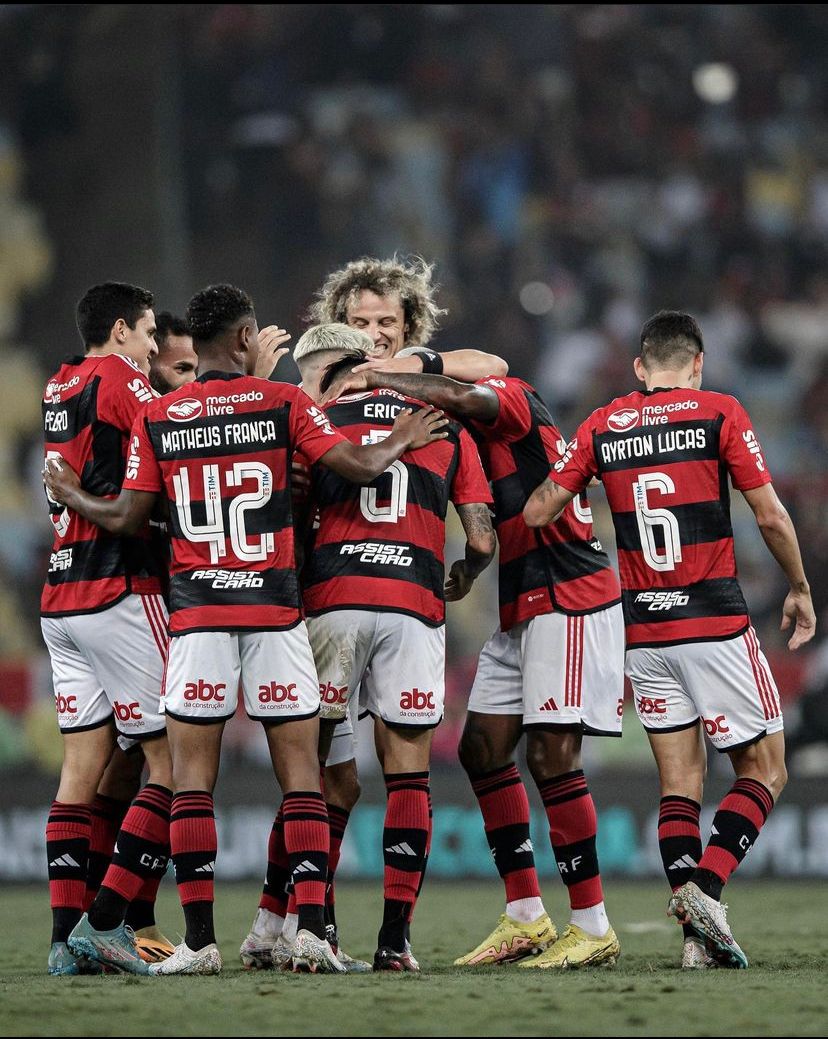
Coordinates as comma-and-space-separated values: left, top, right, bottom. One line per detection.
134, 925, 176, 963
519, 923, 619, 970
454, 913, 557, 966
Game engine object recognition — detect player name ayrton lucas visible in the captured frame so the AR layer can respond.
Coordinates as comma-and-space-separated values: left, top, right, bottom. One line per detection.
600, 426, 707, 464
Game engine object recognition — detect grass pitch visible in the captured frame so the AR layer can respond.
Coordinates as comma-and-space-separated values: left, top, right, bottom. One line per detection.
0, 881, 824, 1037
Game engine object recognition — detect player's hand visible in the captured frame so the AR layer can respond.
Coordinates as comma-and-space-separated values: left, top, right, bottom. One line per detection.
291, 458, 312, 505
319, 370, 369, 406
781, 589, 816, 650
254, 325, 292, 380
444, 560, 474, 602
353, 355, 422, 375
392, 405, 449, 449
43, 455, 80, 505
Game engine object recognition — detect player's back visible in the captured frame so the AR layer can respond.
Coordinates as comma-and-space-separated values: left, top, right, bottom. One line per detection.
303, 388, 488, 626
470, 376, 620, 630
41, 353, 160, 615
131, 372, 342, 634
576, 385, 770, 646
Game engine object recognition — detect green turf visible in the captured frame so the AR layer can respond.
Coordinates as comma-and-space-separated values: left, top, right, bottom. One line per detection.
1, 882, 825, 1037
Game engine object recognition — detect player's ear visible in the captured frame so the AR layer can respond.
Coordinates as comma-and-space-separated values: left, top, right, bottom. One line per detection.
112, 318, 128, 344
633, 356, 646, 384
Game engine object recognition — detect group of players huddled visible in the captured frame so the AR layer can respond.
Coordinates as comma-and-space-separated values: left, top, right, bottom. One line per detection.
40, 257, 815, 977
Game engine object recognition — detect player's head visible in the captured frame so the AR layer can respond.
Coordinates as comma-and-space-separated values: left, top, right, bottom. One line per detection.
185, 284, 258, 374
293, 323, 373, 402
150, 312, 197, 394
318, 349, 371, 400
309, 256, 446, 358
76, 282, 156, 374
635, 310, 705, 389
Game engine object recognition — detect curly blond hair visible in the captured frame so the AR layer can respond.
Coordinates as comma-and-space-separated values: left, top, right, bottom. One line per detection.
308, 256, 446, 348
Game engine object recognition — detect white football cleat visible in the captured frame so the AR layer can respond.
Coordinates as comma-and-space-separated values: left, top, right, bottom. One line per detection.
149, 941, 222, 976
290, 930, 346, 974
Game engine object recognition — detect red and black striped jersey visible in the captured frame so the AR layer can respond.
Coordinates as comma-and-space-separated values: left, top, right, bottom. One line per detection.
41, 354, 163, 616
123, 371, 347, 635
301, 389, 491, 626
469, 377, 621, 632
552, 386, 772, 647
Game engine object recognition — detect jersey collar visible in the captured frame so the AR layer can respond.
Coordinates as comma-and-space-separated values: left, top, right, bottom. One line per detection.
196, 370, 245, 383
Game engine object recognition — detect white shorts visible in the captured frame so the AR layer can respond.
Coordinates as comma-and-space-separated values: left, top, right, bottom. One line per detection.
41, 593, 168, 739
307, 610, 445, 728
625, 626, 783, 752
468, 605, 625, 734
163, 623, 320, 723
325, 704, 357, 767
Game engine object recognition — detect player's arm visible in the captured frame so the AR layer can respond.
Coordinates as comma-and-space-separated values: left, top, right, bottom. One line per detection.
445, 503, 497, 602
321, 369, 500, 422
354, 347, 508, 382
43, 458, 157, 535
319, 405, 450, 484
742, 483, 816, 650
523, 477, 578, 528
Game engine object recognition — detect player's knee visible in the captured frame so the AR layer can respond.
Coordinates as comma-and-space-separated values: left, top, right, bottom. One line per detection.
766, 758, 787, 801
326, 762, 361, 812
458, 725, 493, 775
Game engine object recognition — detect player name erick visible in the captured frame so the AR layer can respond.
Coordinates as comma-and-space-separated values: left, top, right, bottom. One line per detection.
600, 427, 706, 463
160, 419, 278, 454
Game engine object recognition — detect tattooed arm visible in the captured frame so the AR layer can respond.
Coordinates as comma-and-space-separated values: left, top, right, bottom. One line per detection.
523, 476, 577, 528
445, 502, 497, 602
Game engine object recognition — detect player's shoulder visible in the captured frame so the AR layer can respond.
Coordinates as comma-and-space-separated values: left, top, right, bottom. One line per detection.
475, 374, 525, 394
582, 390, 646, 433
692, 388, 749, 417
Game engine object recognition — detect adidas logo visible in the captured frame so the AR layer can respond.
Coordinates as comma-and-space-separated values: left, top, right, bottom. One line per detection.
668, 854, 697, 871
194, 862, 215, 874
293, 860, 321, 874
515, 839, 534, 854
385, 842, 416, 856
539, 696, 558, 712
711, 824, 719, 836
49, 854, 80, 869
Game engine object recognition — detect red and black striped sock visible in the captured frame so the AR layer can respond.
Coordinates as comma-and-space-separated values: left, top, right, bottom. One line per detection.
693, 778, 774, 900
84, 795, 130, 911
88, 785, 171, 931
380, 772, 430, 950
46, 800, 92, 943
538, 770, 603, 910
283, 791, 329, 940
170, 790, 217, 950
470, 764, 541, 904
658, 795, 702, 939
259, 802, 290, 919
325, 804, 350, 932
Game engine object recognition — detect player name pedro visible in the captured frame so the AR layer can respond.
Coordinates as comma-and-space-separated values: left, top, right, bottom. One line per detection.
600, 427, 706, 463
160, 419, 278, 454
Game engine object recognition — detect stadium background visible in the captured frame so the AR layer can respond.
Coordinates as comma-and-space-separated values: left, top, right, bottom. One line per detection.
0, 4, 826, 884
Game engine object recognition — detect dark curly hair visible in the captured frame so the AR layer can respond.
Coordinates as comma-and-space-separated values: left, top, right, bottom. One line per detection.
186, 284, 255, 344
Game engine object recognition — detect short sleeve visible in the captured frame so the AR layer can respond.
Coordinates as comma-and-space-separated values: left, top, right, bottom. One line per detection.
288, 387, 348, 464
450, 428, 493, 505
549, 415, 599, 496
97, 356, 156, 433
470, 377, 532, 442
122, 413, 162, 493
720, 398, 773, 491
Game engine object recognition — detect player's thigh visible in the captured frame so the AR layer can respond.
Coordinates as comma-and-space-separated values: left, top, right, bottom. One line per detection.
263, 714, 322, 792
646, 723, 707, 802
238, 624, 321, 723
163, 630, 241, 723
625, 646, 697, 735
363, 615, 444, 729
307, 610, 374, 723
521, 606, 625, 734
672, 628, 784, 754
57, 723, 117, 803
69, 594, 168, 740
97, 744, 145, 801
41, 614, 112, 736
376, 715, 433, 773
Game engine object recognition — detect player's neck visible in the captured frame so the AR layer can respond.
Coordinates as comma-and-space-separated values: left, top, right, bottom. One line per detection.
643, 368, 695, 391
85, 341, 122, 358
195, 349, 245, 377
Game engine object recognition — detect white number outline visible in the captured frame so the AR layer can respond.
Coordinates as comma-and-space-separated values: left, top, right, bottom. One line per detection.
632, 471, 682, 572
359, 429, 408, 525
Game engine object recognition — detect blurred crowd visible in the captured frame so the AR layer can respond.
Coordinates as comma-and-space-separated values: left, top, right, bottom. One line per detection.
0, 4, 827, 775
